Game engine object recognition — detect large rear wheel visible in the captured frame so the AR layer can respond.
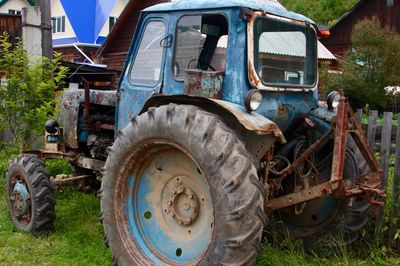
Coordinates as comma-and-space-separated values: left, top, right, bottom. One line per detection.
273, 137, 371, 244
100, 104, 266, 265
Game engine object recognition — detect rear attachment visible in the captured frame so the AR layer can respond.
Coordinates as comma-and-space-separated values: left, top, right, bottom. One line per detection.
266, 90, 385, 213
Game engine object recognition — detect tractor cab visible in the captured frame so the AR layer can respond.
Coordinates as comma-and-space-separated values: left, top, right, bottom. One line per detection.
117, 0, 320, 133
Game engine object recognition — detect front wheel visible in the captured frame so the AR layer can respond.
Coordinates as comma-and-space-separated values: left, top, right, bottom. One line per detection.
100, 104, 266, 265
6, 154, 55, 236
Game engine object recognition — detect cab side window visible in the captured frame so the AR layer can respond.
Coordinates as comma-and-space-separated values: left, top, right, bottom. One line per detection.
130, 21, 166, 87
173, 14, 228, 80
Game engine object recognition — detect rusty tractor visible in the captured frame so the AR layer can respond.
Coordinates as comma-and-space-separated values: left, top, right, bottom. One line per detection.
6, 0, 385, 265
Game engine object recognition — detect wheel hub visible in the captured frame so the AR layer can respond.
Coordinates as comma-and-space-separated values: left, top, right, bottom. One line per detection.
10, 182, 30, 217
168, 184, 199, 226
123, 145, 214, 265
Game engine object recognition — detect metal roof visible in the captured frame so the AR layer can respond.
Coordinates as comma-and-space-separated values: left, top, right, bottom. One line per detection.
144, 0, 314, 23
217, 35, 336, 60
330, 0, 365, 31
317, 41, 336, 60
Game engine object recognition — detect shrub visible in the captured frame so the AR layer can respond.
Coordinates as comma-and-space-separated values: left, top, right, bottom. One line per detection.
0, 33, 68, 150
321, 17, 400, 109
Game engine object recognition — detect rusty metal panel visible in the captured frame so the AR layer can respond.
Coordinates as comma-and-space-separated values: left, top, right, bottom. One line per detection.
61, 89, 116, 149
184, 70, 223, 99
209, 98, 286, 143
267, 181, 340, 212
331, 92, 349, 181
74, 155, 105, 172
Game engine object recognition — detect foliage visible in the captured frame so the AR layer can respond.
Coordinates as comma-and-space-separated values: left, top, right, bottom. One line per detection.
0, 33, 68, 150
320, 17, 400, 109
280, 0, 358, 26
0, 143, 19, 178
45, 159, 73, 177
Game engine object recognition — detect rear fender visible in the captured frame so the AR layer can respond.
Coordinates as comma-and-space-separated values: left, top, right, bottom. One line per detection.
141, 95, 286, 160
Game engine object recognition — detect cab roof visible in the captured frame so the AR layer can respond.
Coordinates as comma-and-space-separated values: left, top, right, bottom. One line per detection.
144, 0, 314, 23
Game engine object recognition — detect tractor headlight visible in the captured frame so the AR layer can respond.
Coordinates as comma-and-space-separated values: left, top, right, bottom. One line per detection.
327, 91, 340, 111
245, 89, 263, 112
45, 120, 59, 134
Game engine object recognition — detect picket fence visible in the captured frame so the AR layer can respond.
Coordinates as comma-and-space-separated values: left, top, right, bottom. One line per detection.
356, 109, 400, 246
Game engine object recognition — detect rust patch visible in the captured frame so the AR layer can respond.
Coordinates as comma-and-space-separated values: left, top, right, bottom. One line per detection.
183, 70, 224, 99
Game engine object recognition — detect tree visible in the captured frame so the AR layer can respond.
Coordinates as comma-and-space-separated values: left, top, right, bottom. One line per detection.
280, 0, 358, 26
0, 33, 68, 150
320, 17, 400, 109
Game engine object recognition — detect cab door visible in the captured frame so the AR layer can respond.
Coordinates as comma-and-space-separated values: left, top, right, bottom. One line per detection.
117, 14, 169, 130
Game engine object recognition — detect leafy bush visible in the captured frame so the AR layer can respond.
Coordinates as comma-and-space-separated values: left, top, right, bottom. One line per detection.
321, 17, 400, 109
0, 143, 19, 177
280, 0, 358, 25
0, 33, 68, 150
46, 159, 73, 176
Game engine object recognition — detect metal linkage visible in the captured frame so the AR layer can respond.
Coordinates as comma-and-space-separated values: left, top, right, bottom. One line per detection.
267, 90, 385, 212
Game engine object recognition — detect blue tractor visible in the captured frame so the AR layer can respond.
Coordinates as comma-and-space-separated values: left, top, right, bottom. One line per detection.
6, 0, 385, 265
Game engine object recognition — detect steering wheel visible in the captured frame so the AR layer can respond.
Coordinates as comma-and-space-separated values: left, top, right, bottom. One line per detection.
186, 58, 216, 71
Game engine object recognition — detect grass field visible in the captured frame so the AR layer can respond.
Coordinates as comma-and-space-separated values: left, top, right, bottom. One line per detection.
0, 181, 112, 266
0, 159, 399, 265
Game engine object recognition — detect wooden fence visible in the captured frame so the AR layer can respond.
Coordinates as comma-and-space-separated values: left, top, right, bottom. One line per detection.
356, 109, 400, 246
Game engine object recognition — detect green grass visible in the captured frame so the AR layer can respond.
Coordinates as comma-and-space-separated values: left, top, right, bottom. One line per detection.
0, 179, 112, 266
254, 239, 400, 266
0, 156, 399, 265
1, 178, 399, 266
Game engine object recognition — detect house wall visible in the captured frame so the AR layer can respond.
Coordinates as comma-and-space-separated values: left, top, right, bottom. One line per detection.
51, 0, 76, 44
321, 0, 400, 58
0, 0, 29, 14
55, 45, 99, 63
98, 0, 128, 39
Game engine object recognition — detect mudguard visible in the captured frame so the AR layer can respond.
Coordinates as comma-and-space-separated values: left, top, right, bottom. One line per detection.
141, 94, 286, 144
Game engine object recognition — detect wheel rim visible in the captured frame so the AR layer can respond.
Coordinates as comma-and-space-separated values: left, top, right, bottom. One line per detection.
9, 173, 31, 225
118, 141, 214, 265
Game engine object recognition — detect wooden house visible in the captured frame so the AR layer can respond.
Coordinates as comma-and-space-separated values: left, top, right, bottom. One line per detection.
97, 0, 169, 71
0, 13, 21, 45
321, 0, 400, 59
0, 13, 21, 80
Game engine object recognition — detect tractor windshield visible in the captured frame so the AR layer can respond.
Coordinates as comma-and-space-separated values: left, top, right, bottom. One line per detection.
253, 16, 317, 88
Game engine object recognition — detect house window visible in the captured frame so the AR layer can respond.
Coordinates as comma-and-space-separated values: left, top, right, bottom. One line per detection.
52, 16, 66, 33
387, 0, 394, 6
109, 16, 118, 32
8, 9, 21, 15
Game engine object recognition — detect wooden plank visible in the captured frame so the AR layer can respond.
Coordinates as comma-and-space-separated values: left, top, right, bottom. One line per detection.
375, 112, 393, 241
356, 109, 363, 125
373, 126, 397, 141
389, 114, 400, 247
367, 110, 378, 150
